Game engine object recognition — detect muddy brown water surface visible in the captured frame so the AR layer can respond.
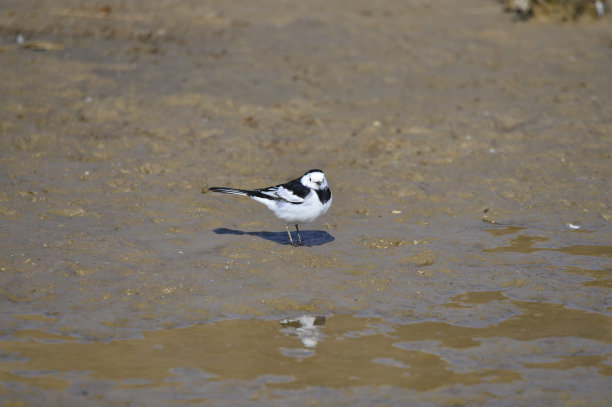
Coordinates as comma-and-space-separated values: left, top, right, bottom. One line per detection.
1, 0, 611, 405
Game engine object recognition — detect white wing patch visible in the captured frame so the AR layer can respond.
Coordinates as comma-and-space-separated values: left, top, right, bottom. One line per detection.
275, 186, 306, 203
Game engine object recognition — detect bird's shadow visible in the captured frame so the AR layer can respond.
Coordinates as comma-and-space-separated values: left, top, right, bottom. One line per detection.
213, 228, 334, 247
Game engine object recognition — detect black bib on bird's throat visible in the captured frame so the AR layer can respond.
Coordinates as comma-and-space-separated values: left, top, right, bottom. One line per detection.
316, 188, 331, 204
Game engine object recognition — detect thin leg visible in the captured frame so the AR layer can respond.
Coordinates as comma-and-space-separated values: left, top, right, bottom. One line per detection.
295, 224, 303, 246
284, 223, 296, 246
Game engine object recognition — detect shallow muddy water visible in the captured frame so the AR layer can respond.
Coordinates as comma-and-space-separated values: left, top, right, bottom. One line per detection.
1, 0, 611, 405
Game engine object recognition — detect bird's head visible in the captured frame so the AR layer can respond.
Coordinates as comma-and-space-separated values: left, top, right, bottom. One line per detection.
301, 169, 328, 190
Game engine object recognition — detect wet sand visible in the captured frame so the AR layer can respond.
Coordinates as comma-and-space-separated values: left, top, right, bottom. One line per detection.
1, 0, 611, 405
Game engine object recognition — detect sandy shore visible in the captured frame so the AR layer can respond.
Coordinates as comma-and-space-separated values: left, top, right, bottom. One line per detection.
1, 0, 611, 405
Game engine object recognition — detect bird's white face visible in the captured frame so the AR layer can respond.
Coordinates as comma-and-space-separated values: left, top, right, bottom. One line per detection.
302, 171, 327, 190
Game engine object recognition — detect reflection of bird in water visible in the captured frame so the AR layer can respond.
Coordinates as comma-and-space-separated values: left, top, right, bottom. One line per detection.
209, 170, 332, 246
504, 0, 532, 17
280, 315, 327, 348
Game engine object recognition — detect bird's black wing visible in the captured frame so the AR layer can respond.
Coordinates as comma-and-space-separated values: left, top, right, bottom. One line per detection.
258, 178, 310, 204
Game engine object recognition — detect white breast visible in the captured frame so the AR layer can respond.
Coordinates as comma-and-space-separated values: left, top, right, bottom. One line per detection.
271, 190, 332, 224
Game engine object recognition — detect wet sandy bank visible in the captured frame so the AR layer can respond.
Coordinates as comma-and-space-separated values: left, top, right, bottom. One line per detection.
1, 0, 611, 405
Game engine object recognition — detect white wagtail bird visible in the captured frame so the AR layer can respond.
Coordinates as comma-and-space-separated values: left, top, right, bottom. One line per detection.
209, 169, 332, 246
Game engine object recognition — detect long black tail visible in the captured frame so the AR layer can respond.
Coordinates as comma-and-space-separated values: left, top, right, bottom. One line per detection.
209, 187, 277, 201
209, 187, 251, 196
